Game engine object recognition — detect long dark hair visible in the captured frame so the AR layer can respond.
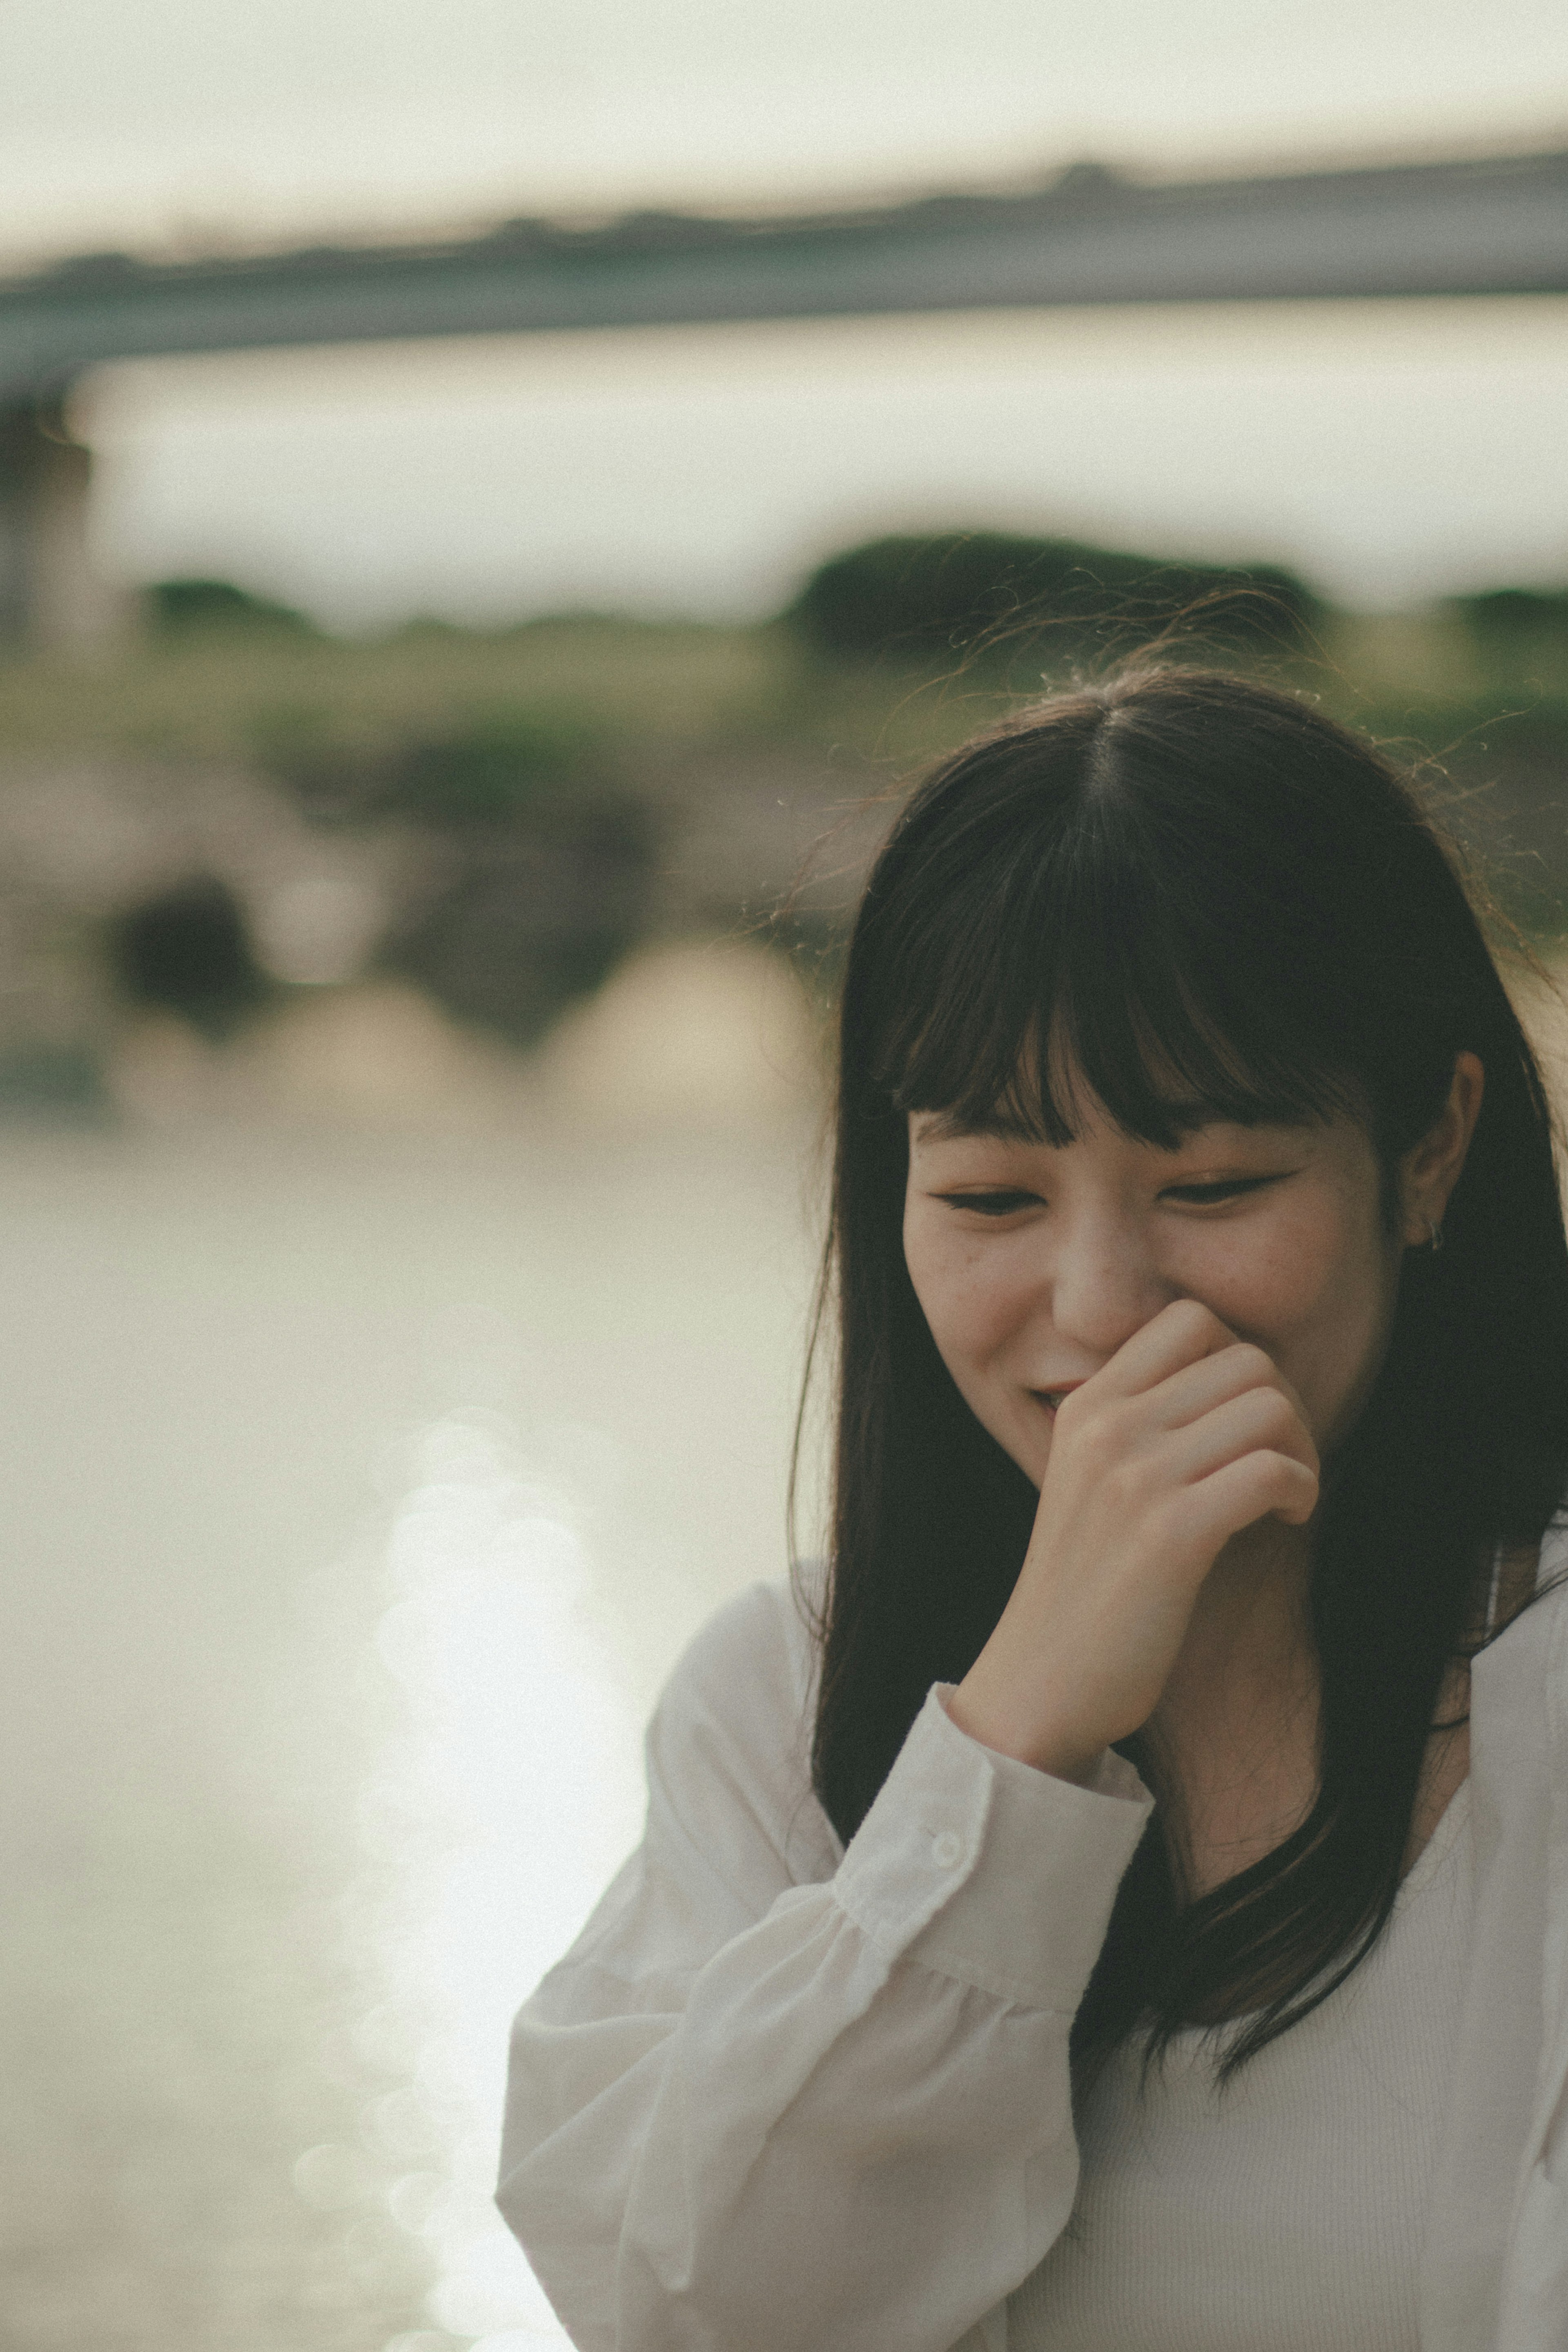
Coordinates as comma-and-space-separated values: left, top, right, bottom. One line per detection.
802, 667, 1568, 2076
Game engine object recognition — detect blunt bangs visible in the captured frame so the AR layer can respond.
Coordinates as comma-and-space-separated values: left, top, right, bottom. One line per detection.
869, 745, 1357, 1153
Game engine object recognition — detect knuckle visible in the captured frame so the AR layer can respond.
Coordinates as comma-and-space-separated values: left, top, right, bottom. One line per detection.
1227, 1342, 1274, 1387
1074, 1402, 1120, 1462
1265, 1446, 1317, 1487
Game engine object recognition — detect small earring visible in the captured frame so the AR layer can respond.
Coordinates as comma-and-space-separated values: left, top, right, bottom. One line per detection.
1428, 1218, 1445, 1254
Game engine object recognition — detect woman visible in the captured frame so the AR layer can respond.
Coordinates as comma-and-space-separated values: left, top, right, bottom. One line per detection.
497, 669, 1568, 2350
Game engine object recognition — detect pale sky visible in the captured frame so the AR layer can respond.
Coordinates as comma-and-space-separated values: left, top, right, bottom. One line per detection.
2, 0, 1565, 264
7, 0, 1567, 620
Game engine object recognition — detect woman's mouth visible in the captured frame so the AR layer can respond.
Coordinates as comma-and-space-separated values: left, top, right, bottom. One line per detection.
1032, 1382, 1085, 1414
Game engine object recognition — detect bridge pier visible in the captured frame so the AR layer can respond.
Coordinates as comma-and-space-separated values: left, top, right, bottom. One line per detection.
0, 395, 129, 651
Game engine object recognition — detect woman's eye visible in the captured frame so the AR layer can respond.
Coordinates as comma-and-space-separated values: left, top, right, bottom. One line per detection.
1163, 1175, 1283, 1206
941, 1188, 1040, 1217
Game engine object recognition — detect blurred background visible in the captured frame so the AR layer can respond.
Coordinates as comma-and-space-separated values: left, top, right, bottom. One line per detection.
1, 4, 1567, 2347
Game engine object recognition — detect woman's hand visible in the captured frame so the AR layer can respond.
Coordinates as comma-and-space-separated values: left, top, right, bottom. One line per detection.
947, 1299, 1320, 1784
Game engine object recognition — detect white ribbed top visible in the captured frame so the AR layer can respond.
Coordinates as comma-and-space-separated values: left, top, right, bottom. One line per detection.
1014, 1780, 1476, 2352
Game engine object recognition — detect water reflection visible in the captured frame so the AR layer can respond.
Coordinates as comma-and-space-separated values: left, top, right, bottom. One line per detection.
359, 1407, 642, 2344
0, 988, 817, 2348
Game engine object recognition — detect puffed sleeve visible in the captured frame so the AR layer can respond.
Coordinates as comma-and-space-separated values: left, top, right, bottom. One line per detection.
496, 1580, 1152, 2352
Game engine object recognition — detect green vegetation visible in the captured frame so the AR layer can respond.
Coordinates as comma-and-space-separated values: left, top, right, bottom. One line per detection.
788, 531, 1323, 664
109, 874, 270, 1038
0, 611, 808, 770
0, 534, 1564, 947
147, 576, 320, 637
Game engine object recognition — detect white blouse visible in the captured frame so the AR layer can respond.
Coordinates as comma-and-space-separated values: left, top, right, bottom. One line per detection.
497, 1563, 1568, 2352
1017, 1779, 1474, 2349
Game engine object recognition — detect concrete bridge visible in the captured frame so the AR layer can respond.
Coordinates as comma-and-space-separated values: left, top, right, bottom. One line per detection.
2, 143, 1565, 645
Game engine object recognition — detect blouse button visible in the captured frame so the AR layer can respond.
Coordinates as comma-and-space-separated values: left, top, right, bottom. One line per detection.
931, 1829, 963, 1870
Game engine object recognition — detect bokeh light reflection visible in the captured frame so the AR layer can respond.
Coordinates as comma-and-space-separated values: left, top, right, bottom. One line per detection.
359, 1408, 644, 2345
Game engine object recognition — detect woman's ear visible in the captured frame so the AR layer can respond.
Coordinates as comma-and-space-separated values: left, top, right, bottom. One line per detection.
1397, 1051, 1485, 1247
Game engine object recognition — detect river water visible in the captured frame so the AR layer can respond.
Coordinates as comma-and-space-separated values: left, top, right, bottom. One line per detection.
0, 980, 824, 2350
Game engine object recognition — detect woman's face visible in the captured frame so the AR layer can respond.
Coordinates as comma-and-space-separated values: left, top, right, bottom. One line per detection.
903, 1087, 1409, 1489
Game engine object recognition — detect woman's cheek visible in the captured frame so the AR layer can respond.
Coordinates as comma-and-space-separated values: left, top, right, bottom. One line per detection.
925, 1274, 1007, 1389
1183, 1205, 1392, 1442
906, 1211, 1000, 1351
905, 1230, 1027, 1440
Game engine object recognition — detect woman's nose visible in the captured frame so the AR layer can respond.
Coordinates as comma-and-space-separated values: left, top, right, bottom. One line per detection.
1047, 1211, 1172, 1357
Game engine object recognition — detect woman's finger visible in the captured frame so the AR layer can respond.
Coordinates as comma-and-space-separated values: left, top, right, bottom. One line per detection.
1180, 1446, 1321, 1547
1138, 1338, 1311, 1437
1157, 1384, 1320, 1491
1076, 1296, 1240, 1401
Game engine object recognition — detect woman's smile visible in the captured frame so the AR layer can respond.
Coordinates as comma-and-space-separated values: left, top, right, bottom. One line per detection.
903, 1087, 1408, 1491
1030, 1382, 1086, 1416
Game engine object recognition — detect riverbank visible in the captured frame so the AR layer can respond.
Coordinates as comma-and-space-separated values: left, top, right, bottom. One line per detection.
0, 593, 1561, 1108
